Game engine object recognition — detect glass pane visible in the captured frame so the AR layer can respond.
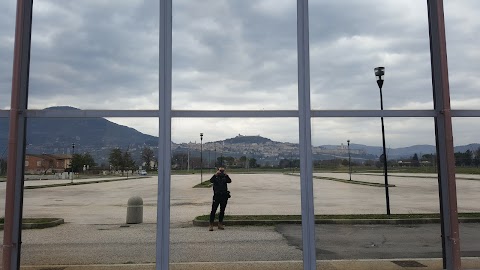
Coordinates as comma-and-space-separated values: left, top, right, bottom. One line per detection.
20, 117, 158, 266
312, 118, 443, 265
445, 1, 480, 110
0, 0, 15, 110
0, 118, 7, 262
452, 118, 480, 262
170, 118, 303, 266
172, 0, 298, 110
310, 0, 432, 110
1, 4, 20, 234
28, 1, 159, 110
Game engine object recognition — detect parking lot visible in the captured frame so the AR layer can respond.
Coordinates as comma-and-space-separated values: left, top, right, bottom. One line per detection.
0, 172, 479, 265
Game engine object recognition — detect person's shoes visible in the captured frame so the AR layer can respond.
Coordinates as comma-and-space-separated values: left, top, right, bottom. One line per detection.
218, 222, 224, 230
209, 223, 214, 231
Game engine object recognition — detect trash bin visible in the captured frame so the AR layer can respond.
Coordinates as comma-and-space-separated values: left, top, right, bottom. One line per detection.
126, 196, 143, 224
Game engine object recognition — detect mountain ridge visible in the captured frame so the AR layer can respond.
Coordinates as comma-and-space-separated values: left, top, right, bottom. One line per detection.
1, 107, 479, 163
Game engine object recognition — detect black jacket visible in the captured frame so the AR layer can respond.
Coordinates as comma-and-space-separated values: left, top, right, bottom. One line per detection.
210, 173, 232, 194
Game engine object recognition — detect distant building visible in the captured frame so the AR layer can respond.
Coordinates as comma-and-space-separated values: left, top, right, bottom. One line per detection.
25, 154, 72, 174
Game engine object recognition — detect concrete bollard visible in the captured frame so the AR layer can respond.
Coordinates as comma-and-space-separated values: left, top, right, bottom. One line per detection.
126, 196, 143, 224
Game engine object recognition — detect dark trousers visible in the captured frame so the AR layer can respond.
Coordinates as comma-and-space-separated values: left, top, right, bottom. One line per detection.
210, 194, 228, 223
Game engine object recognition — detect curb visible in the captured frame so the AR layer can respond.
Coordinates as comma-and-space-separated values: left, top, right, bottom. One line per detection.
18, 258, 480, 270
25, 177, 144, 189
17, 260, 480, 270
193, 183, 213, 188
193, 217, 480, 227
0, 218, 64, 230
312, 176, 396, 187
285, 173, 396, 187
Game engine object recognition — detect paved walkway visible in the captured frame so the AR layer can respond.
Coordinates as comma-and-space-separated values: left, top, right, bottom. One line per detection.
6, 222, 480, 265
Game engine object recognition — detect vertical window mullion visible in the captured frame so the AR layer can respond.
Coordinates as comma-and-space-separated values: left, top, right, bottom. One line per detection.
157, 0, 173, 269
297, 0, 316, 269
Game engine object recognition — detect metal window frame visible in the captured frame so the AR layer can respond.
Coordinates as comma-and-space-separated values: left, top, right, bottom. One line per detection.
2, 0, 32, 269
428, 1, 461, 269
0, 0, 470, 270
4, 109, 480, 118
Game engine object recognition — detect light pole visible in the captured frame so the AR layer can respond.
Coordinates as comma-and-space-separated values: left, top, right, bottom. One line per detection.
214, 142, 217, 168
71, 143, 75, 183
374, 66, 391, 215
200, 133, 203, 184
221, 141, 224, 167
347, 140, 352, 181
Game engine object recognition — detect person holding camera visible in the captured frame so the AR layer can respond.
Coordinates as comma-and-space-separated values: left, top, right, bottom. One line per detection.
209, 167, 232, 231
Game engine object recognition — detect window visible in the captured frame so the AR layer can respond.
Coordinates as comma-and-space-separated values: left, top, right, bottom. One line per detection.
1, 1, 475, 269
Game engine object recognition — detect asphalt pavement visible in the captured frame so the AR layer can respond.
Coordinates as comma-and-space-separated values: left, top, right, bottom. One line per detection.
11, 222, 480, 264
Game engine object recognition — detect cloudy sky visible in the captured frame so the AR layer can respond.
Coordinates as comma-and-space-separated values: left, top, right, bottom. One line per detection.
1, 0, 479, 147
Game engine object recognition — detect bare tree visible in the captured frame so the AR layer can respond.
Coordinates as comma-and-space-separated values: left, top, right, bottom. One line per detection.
141, 147, 154, 170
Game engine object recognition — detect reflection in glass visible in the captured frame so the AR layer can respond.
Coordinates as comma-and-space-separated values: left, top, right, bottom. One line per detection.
445, 1, 480, 110
312, 118, 442, 260
172, 0, 298, 110
452, 118, 480, 260
309, 0, 432, 110
452, 118, 480, 214
20, 117, 158, 265
0, 118, 8, 230
170, 118, 303, 264
0, 0, 15, 111
28, 1, 159, 110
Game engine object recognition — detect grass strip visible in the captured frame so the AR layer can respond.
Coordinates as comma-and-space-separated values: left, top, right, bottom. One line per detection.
356, 173, 437, 179
286, 173, 395, 187
0, 218, 64, 230
0, 218, 60, 223
314, 175, 396, 187
193, 181, 212, 188
195, 212, 480, 221
25, 177, 144, 189
356, 172, 480, 181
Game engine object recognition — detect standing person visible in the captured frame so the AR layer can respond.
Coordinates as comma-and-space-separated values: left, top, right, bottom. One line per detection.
209, 167, 231, 231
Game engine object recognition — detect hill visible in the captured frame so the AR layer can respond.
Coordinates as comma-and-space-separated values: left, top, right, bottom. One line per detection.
1, 107, 479, 164
0, 106, 157, 163
224, 135, 273, 144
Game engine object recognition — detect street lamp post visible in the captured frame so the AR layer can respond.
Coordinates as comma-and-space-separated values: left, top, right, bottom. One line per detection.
347, 140, 352, 181
375, 66, 391, 215
71, 143, 75, 183
214, 142, 217, 168
200, 133, 203, 184
221, 142, 224, 167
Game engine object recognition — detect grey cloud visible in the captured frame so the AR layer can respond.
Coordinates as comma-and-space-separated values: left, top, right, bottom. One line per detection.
27, 0, 159, 108
444, 2, 480, 108
1, 0, 479, 147
308, 0, 434, 110
172, 0, 298, 109
0, 0, 16, 109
